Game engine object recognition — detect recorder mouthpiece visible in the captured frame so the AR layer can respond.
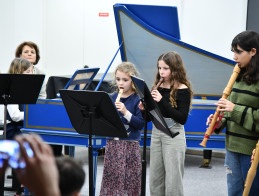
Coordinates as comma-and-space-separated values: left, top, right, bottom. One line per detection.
116, 88, 124, 102
154, 78, 164, 90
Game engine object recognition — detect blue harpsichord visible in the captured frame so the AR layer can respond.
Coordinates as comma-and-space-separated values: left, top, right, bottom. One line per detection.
21, 4, 232, 193
22, 3, 232, 151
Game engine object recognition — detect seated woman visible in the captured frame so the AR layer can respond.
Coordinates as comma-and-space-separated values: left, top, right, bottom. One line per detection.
15, 41, 46, 99
15, 41, 63, 156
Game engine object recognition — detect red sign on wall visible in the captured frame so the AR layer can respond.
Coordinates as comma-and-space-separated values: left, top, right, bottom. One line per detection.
99, 13, 109, 17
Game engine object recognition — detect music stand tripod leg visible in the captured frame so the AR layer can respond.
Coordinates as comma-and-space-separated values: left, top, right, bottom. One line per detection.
0, 98, 8, 196
88, 110, 94, 196
93, 149, 99, 196
2, 94, 10, 139
141, 101, 147, 196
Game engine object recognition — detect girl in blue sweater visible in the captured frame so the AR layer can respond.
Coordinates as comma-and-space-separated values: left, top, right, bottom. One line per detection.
100, 62, 144, 196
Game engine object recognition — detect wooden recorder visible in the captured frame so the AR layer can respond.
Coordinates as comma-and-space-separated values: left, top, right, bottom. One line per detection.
200, 64, 240, 147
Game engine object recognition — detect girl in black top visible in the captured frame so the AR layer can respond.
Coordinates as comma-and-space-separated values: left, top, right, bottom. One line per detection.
148, 51, 193, 196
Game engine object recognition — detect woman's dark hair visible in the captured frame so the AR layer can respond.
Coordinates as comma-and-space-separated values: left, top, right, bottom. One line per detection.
232, 30, 259, 84
15, 41, 40, 65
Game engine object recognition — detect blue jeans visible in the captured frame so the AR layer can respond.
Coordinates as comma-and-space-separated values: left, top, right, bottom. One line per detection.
225, 150, 259, 196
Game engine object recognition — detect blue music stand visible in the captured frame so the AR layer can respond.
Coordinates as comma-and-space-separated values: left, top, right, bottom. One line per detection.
64, 68, 100, 90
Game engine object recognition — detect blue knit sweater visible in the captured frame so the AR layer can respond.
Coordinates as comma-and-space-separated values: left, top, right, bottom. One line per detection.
107, 93, 144, 141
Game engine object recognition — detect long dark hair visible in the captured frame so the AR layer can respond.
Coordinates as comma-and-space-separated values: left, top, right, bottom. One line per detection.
153, 51, 193, 108
232, 30, 259, 84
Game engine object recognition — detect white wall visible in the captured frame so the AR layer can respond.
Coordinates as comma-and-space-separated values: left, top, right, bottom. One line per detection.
0, 0, 247, 75
180, 0, 247, 59
0, 0, 248, 121
83, 0, 181, 75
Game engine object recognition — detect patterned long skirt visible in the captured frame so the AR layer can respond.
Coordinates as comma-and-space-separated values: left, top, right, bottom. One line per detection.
100, 139, 142, 196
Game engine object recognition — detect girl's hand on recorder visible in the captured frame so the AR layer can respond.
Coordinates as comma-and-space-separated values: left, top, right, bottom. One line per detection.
206, 114, 222, 128
151, 90, 162, 102
115, 101, 128, 115
215, 98, 235, 112
139, 102, 144, 111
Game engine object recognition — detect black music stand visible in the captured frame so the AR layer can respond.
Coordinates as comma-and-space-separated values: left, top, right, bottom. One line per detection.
59, 89, 127, 196
0, 74, 45, 139
0, 74, 45, 196
131, 75, 179, 196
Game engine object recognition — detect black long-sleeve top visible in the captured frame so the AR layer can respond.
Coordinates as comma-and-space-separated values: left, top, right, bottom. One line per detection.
157, 88, 191, 125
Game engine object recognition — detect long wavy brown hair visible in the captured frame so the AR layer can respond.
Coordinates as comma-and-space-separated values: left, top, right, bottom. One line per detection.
152, 51, 193, 108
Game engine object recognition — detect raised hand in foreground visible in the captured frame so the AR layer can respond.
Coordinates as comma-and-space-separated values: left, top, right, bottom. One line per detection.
14, 134, 60, 196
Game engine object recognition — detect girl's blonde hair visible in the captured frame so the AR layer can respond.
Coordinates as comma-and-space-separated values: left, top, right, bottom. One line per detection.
153, 51, 193, 108
113, 62, 139, 92
8, 58, 31, 74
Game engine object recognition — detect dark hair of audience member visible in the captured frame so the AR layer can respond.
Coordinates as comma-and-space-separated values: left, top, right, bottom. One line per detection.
56, 157, 85, 196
